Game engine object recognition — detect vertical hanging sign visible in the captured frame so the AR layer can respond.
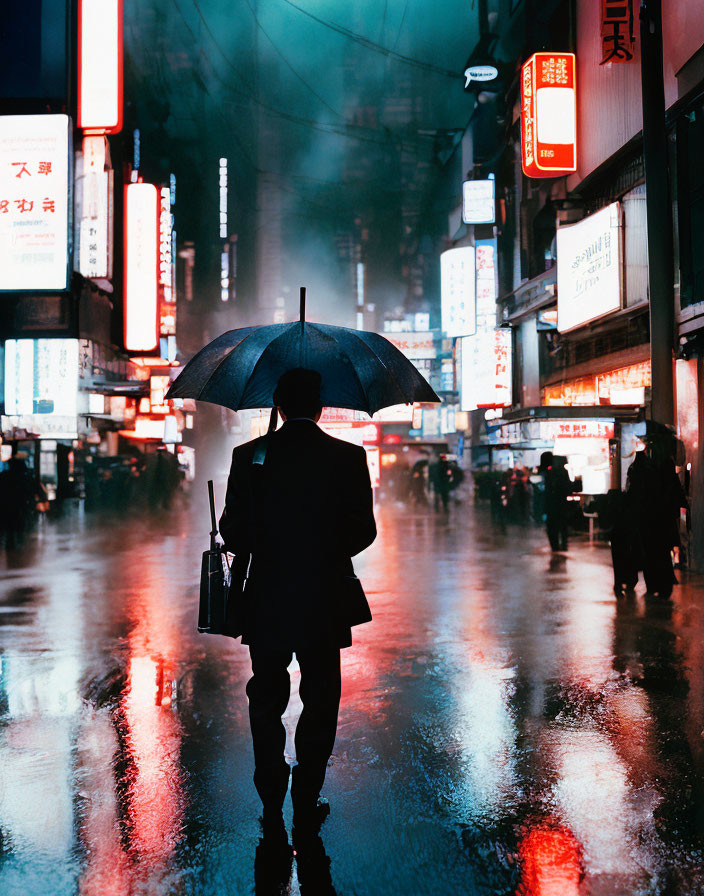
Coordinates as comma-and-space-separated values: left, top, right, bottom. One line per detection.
124, 183, 159, 352
521, 53, 577, 178
78, 0, 124, 134
600, 0, 636, 64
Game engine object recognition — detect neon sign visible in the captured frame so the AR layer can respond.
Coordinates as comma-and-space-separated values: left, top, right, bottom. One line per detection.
521, 52, 577, 178
78, 0, 123, 134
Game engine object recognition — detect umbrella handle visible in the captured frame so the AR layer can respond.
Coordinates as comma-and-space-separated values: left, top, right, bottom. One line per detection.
300, 286, 306, 367
268, 407, 278, 432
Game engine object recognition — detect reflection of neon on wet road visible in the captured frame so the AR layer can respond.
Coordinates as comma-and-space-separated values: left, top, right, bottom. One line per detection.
517, 823, 582, 896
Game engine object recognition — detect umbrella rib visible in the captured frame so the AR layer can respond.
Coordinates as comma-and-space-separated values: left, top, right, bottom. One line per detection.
351, 332, 409, 409
196, 328, 262, 406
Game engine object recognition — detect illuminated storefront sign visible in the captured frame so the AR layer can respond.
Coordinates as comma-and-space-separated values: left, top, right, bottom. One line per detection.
0, 115, 70, 291
459, 328, 512, 411
76, 136, 113, 279
78, 0, 123, 134
543, 359, 650, 406
601, 0, 636, 64
475, 239, 497, 329
372, 404, 415, 424
124, 183, 159, 352
556, 202, 622, 332
386, 332, 436, 361
441, 247, 476, 338
521, 52, 577, 178
462, 179, 495, 224
159, 186, 176, 335
3, 339, 79, 438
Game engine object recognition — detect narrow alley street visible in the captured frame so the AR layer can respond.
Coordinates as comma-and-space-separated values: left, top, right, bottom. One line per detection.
1, 500, 703, 895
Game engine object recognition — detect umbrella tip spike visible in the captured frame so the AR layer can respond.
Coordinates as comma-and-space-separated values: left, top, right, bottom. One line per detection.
300, 286, 306, 323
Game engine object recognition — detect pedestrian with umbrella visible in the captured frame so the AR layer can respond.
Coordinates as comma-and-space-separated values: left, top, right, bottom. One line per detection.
166, 289, 438, 841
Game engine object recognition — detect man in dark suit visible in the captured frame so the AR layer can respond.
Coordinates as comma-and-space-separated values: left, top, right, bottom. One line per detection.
219, 368, 377, 833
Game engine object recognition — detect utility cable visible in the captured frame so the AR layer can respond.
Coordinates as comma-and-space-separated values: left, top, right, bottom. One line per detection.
240, 0, 345, 120
279, 0, 458, 79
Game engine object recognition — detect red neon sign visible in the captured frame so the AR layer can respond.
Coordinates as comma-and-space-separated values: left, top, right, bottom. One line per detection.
521, 52, 577, 178
78, 0, 124, 134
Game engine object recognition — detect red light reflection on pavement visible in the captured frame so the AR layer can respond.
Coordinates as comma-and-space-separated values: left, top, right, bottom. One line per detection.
517, 823, 583, 896
120, 584, 185, 863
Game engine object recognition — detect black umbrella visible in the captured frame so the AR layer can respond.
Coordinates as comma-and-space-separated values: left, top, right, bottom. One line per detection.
166, 288, 439, 416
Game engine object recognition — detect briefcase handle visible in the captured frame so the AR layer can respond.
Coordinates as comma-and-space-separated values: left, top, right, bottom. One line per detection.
207, 480, 218, 550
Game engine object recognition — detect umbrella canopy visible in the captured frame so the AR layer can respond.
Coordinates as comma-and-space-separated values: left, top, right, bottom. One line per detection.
166, 320, 439, 415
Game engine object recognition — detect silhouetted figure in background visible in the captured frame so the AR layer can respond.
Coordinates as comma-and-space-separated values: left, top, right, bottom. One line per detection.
429, 452, 451, 512
219, 368, 377, 839
0, 456, 37, 549
541, 452, 571, 552
409, 456, 429, 507
540, 451, 572, 551
627, 445, 686, 598
602, 488, 638, 595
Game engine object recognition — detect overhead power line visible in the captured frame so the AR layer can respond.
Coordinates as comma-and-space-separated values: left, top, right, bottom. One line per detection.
279, 0, 458, 79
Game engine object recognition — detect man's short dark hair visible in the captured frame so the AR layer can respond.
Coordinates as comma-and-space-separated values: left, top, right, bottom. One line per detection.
273, 368, 322, 419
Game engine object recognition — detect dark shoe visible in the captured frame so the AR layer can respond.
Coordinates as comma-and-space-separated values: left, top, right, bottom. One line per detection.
255, 813, 292, 892
292, 797, 330, 835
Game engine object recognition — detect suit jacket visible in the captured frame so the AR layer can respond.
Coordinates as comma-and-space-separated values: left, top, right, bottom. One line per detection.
219, 419, 377, 649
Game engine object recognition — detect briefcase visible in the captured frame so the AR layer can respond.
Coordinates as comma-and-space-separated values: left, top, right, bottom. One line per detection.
198, 480, 243, 638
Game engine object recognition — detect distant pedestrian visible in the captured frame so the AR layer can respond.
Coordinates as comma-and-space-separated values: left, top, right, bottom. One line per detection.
0, 456, 36, 549
541, 452, 571, 552
602, 488, 638, 595
429, 452, 451, 512
626, 445, 686, 598
409, 457, 429, 507
219, 368, 377, 837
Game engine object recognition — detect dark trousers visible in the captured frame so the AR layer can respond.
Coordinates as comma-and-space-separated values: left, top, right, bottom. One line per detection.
546, 512, 568, 551
247, 645, 341, 811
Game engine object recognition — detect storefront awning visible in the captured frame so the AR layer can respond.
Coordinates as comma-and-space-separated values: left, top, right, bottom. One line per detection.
499, 404, 643, 423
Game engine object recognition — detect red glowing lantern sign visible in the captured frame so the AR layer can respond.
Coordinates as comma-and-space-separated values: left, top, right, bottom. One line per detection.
78, 0, 124, 134
521, 52, 577, 178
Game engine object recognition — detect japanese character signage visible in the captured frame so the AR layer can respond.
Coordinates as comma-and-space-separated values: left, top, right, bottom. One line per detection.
475, 239, 497, 330
459, 327, 512, 411
78, 0, 123, 133
0, 115, 70, 291
441, 247, 476, 338
521, 53, 577, 178
159, 186, 176, 335
124, 183, 159, 352
601, 0, 636, 65
386, 332, 437, 360
556, 202, 622, 332
76, 136, 113, 279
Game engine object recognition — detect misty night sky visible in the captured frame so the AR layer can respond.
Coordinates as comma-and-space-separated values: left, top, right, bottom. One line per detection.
124, 0, 482, 326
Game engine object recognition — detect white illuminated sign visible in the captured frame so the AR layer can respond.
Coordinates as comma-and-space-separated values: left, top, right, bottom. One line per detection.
0, 115, 70, 291
78, 0, 123, 133
441, 247, 476, 338
221, 242, 229, 302
77, 136, 112, 279
4, 339, 79, 417
219, 157, 227, 238
460, 328, 512, 411
462, 179, 495, 224
464, 64, 498, 87
557, 202, 622, 332
124, 183, 158, 352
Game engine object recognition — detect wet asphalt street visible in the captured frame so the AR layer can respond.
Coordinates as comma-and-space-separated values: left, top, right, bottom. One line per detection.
1, 496, 704, 896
